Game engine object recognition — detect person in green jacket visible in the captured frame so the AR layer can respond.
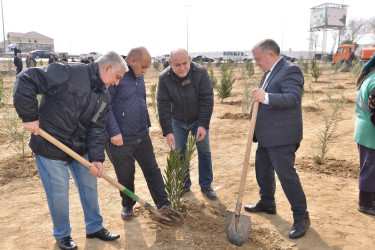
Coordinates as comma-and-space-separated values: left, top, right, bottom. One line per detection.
354, 53, 375, 216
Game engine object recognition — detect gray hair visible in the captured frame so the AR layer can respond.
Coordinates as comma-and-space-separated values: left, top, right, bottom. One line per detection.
96, 51, 128, 71
252, 39, 280, 55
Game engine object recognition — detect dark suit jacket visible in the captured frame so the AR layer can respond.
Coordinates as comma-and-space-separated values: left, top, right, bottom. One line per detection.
254, 57, 304, 147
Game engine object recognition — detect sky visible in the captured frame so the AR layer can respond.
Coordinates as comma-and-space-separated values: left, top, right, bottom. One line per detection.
1, 0, 374, 57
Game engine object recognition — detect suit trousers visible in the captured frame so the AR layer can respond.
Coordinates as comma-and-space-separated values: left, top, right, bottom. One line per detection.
105, 133, 170, 209
255, 143, 307, 220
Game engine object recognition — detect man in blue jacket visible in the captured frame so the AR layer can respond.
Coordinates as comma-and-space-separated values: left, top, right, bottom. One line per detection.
105, 46, 171, 220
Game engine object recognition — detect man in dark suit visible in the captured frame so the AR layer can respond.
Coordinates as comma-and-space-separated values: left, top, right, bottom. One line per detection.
244, 39, 309, 239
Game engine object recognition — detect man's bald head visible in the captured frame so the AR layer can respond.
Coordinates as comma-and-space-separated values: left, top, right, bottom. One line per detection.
126, 46, 151, 78
168, 48, 191, 78
169, 48, 189, 62
126, 46, 151, 63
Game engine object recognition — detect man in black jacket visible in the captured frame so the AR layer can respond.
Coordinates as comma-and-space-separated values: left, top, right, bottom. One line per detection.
13, 51, 127, 250
13, 52, 23, 75
157, 48, 216, 199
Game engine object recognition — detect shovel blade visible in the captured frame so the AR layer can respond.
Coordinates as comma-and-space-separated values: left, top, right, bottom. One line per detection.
158, 205, 184, 226
226, 210, 250, 246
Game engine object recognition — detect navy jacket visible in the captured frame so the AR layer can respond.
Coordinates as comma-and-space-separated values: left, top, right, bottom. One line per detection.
254, 57, 304, 147
106, 66, 151, 142
14, 56, 23, 69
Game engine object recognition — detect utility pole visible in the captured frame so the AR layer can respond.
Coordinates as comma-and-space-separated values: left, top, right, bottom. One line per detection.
186, 4, 190, 53
1, 0, 5, 53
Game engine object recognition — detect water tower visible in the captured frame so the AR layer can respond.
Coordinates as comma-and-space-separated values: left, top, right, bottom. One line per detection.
309, 3, 348, 58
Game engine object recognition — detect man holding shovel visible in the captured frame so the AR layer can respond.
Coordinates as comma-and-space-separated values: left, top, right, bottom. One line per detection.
105, 46, 172, 220
13, 51, 127, 250
244, 39, 309, 239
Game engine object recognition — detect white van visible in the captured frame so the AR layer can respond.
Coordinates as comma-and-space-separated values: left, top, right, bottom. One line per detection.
219, 51, 252, 62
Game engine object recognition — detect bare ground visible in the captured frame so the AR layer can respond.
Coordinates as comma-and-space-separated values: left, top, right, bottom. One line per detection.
1, 63, 374, 250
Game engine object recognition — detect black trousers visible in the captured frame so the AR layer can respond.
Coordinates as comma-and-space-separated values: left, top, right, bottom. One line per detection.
255, 143, 307, 221
105, 134, 170, 209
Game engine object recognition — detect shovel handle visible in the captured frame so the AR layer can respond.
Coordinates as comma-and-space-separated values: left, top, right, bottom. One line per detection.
38, 128, 144, 205
235, 102, 259, 215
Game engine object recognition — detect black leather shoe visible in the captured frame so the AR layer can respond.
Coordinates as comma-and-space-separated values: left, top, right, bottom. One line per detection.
244, 201, 276, 214
201, 187, 217, 200
86, 228, 120, 241
56, 236, 77, 250
289, 213, 310, 239
358, 205, 375, 216
121, 206, 133, 220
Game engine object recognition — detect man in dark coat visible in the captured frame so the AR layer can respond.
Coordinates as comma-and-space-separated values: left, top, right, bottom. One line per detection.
13, 51, 127, 250
13, 53, 23, 75
244, 39, 309, 239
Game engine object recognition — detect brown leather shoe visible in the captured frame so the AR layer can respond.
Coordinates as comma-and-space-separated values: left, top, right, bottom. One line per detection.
244, 201, 276, 214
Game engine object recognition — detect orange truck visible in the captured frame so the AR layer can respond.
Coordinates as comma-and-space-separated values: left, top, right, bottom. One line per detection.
332, 43, 375, 64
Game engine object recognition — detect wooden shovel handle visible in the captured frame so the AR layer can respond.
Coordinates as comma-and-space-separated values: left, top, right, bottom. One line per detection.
38, 128, 140, 202
235, 102, 259, 215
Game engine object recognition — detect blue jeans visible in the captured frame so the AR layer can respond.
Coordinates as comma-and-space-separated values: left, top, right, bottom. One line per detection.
172, 118, 213, 189
35, 154, 103, 240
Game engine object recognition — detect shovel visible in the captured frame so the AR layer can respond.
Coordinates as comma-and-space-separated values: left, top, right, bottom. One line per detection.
38, 128, 184, 226
226, 101, 259, 246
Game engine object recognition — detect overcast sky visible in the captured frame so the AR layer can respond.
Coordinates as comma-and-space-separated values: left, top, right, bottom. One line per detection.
1, 0, 374, 56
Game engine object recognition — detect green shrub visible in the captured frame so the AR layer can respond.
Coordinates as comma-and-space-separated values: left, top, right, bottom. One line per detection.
150, 83, 159, 124
349, 60, 362, 77
209, 65, 217, 88
310, 60, 321, 82
309, 86, 346, 164
163, 135, 196, 212
153, 61, 161, 71
217, 61, 235, 103
0, 71, 4, 106
244, 60, 255, 78
2, 89, 31, 158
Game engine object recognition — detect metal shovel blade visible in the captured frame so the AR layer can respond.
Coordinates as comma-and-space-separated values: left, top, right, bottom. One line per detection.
157, 205, 184, 226
226, 210, 250, 247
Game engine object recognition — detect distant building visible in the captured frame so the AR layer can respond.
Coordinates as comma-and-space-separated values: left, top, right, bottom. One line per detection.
1, 31, 54, 53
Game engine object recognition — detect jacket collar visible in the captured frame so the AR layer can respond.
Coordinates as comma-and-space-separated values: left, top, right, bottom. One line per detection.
126, 65, 137, 79
89, 62, 106, 91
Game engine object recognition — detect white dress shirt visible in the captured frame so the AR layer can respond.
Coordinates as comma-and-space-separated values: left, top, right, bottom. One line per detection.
262, 57, 282, 105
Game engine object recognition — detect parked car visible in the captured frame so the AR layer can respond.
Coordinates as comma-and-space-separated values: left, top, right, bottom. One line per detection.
57, 52, 69, 57
30, 50, 55, 59
80, 52, 102, 60
219, 51, 252, 62
281, 53, 297, 62
192, 55, 214, 63
154, 54, 170, 62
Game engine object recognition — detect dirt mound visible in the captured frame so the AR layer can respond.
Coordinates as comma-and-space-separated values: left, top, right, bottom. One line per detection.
0, 156, 38, 186
303, 106, 318, 112
296, 157, 359, 179
219, 112, 249, 120
222, 100, 242, 106
133, 200, 287, 249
